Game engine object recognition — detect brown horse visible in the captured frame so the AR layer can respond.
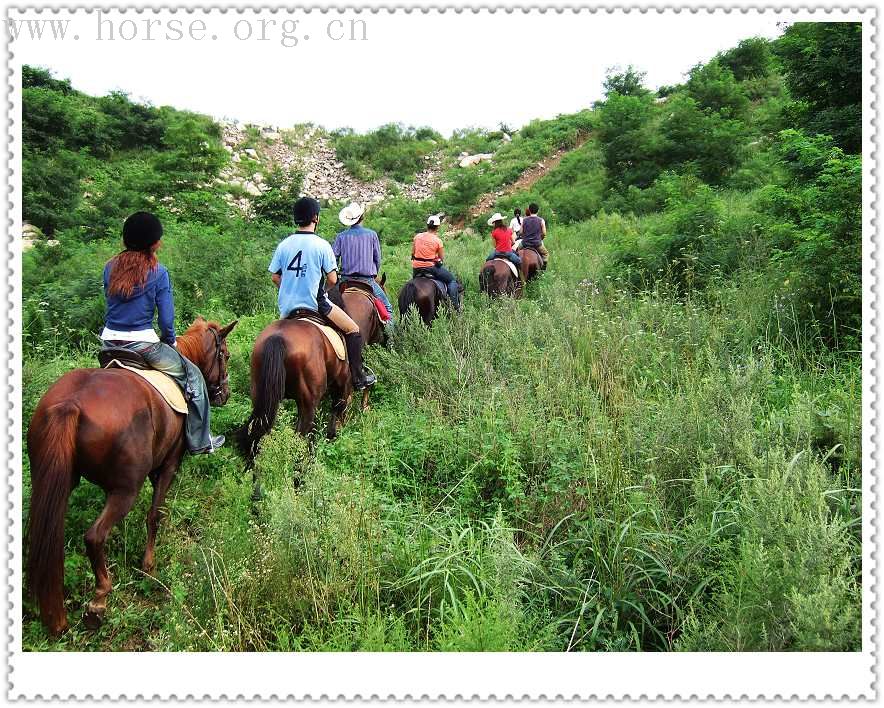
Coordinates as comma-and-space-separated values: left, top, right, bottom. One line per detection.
518, 247, 543, 284
398, 277, 448, 326
334, 274, 388, 347
480, 259, 521, 298
336, 275, 388, 409
26, 318, 237, 636
239, 315, 352, 466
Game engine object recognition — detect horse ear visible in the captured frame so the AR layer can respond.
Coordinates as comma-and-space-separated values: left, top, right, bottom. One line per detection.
380, 272, 387, 287
219, 320, 238, 339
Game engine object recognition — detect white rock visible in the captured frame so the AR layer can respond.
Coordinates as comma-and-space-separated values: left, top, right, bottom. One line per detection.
244, 148, 258, 159
243, 181, 262, 197
231, 154, 241, 163
459, 153, 494, 168
252, 172, 264, 184
502, 133, 512, 142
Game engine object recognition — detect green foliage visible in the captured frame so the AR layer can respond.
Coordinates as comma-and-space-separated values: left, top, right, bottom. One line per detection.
774, 22, 862, 152
596, 93, 659, 188
252, 168, 305, 225
685, 60, 749, 117
333, 123, 441, 181
658, 93, 749, 184
22, 65, 227, 236
715, 37, 776, 81
757, 129, 862, 344
603, 65, 651, 98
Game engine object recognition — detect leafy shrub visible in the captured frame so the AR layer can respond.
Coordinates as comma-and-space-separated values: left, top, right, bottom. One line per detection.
252, 168, 305, 225
774, 22, 862, 152
757, 129, 862, 344
333, 123, 441, 181
685, 61, 749, 117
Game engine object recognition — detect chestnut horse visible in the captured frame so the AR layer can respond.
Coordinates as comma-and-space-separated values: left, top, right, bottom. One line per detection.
26, 318, 237, 635
518, 247, 543, 284
480, 259, 521, 298
239, 315, 352, 465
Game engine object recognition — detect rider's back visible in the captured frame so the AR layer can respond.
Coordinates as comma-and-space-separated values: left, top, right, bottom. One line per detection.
103, 261, 174, 342
520, 215, 544, 247
270, 232, 336, 316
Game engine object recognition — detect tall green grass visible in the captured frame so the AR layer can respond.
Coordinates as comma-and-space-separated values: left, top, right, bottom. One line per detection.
22, 213, 860, 652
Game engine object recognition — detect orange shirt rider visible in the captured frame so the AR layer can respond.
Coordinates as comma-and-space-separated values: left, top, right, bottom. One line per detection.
411, 231, 444, 269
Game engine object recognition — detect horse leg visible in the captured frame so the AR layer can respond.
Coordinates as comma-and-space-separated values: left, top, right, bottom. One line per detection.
83, 489, 139, 628
142, 443, 184, 574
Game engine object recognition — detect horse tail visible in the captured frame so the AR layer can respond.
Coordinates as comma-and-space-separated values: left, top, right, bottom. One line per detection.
481, 264, 495, 295
241, 335, 287, 458
398, 280, 418, 320
27, 401, 78, 634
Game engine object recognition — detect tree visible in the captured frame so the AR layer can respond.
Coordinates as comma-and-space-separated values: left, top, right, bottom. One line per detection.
603, 66, 650, 98
685, 61, 749, 117
774, 22, 862, 152
716, 37, 775, 81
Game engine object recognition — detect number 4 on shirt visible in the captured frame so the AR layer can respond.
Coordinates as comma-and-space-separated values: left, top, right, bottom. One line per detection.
287, 250, 306, 277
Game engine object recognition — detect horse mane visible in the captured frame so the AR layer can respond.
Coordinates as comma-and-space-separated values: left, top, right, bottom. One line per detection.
175, 319, 219, 364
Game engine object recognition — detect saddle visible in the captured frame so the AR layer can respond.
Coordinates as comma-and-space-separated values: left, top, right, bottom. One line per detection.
285, 309, 347, 360
493, 258, 520, 279
340, 280, 390, 322
413, 270, 448, 299
97, 348, 188, 414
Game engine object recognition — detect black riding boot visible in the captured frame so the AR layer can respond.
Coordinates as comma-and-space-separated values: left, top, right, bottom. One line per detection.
344, 332, 377, 390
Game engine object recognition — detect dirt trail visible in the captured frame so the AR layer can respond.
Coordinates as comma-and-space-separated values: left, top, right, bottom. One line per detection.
452, 133, 591, 229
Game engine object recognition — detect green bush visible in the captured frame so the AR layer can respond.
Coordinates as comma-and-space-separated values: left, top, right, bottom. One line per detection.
333, 123, 441, 181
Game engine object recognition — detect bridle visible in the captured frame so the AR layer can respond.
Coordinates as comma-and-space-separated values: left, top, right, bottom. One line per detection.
204, 327, 228, 401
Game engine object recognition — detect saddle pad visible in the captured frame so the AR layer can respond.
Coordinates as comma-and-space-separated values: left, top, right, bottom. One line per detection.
302, 319, 347, 360
373, 297, 391, 322
494, 259, 519, 279
106, 360, 188, 414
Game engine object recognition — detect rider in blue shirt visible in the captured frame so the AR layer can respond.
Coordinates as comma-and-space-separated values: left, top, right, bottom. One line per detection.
269, 197, 376, 390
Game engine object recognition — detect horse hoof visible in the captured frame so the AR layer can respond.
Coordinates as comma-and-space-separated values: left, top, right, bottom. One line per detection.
83, 606, 106, 630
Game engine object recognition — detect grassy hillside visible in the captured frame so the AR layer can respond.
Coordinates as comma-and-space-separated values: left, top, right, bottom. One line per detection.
21, 22, 862, 651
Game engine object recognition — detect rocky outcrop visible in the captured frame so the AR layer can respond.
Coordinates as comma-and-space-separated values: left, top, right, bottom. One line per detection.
217, 121, 447, 213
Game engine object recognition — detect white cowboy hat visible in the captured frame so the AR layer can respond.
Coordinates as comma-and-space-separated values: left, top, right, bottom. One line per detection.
487, 212, 505, 226
338, 202, 366, 226
426, 213, 443, 227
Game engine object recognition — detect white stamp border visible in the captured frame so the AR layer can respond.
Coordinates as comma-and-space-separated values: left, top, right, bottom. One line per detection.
2, 4, 877, 701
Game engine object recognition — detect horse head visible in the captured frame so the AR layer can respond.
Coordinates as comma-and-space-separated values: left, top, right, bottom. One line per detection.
179, 317, 238, 406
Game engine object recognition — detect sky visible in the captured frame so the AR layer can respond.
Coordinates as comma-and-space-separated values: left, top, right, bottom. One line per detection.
13, 9, 786, 135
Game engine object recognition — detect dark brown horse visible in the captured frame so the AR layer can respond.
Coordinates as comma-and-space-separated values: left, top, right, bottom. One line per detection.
334, 274, 388, 347
480, 259, 521, 298
239, 315, 352, 464
336, 275, 388, 409
26, 318, 237, 636
398, 277, 448, 326
518, 247, 543, 284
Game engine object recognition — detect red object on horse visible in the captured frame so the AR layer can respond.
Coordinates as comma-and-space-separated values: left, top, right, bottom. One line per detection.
374, 297, 391, 322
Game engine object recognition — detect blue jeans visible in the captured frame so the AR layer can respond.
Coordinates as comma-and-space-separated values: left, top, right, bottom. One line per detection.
101, 340, 212, 452
487, 250, 522, 266
342, 276, 394, 319
413, 266, 460, 308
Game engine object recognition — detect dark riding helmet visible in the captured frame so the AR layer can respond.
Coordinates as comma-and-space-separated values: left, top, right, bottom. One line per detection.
293, 197, 321, 226
122, 211, 163, 251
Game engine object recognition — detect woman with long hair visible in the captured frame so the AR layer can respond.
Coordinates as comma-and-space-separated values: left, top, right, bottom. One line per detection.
101, 211, 223, 453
